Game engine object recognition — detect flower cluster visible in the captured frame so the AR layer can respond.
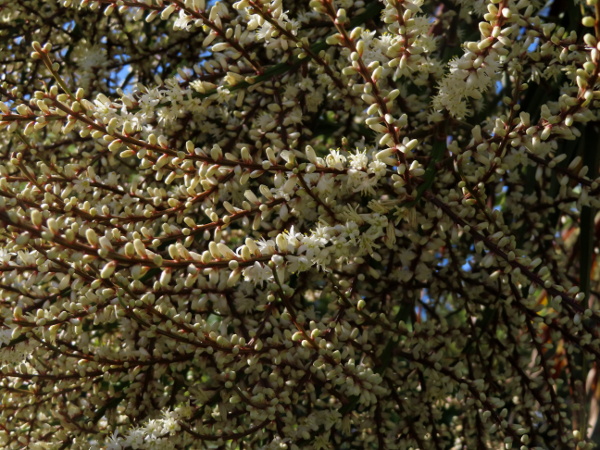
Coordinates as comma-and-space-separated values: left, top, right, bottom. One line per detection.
1, 0, 600, 448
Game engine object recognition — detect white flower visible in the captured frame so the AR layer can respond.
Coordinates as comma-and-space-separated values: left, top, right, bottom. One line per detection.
0, 248, 12, 265
367, 160, 387, 177
0, 328, 12, 347
243, 262, 273, 285
234, 292, 256, 313
0, 341, 36, 366
77, 45, 108, 72
348, 149, 369, 170
173, 9, 194, 31
105, 431, 123, 450
286, 254, 311, 274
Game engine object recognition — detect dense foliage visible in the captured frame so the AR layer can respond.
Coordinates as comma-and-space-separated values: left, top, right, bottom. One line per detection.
1, 0, 600, 448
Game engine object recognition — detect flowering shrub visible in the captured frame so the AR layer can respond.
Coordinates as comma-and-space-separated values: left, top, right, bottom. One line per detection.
1, 0, 600, 447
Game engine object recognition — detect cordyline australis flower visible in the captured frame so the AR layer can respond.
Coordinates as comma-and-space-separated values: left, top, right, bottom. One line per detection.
0, 0, 600, 447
